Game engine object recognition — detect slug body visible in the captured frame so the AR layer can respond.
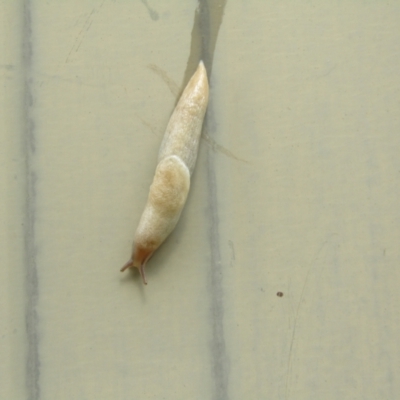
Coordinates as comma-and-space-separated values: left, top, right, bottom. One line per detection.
122, 61, 209, 284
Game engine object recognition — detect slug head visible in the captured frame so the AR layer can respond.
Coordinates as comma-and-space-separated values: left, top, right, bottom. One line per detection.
120, 245, 154, 285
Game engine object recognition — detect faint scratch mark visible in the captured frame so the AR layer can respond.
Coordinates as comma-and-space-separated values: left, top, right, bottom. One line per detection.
228, 240, 235, 260
141, 0, 159, 21
36, 71, 104, 88
147, 64, 180, 96
147, 64, 249, 164
202, 132, 249, 164
285, 265, 312, 399
65, 0, 105, 63
228, 240, 235, 267
313, 63, 337, 79
136, 114, 159, 136
285, 234, 338, 399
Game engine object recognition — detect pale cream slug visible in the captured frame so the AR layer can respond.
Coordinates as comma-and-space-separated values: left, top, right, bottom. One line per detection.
121, 61, 209, 284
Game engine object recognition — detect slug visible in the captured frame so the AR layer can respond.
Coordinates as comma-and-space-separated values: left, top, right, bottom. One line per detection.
121, 61, 209, 284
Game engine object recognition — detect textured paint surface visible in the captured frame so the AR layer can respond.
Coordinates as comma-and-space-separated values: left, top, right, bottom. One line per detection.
1, 1, 400, 399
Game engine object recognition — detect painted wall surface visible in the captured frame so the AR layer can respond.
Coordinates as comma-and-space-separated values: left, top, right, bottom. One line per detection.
1, 1, 400, 399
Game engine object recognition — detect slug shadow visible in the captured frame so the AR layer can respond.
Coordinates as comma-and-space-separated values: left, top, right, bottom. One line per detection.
119, 264, 147, 302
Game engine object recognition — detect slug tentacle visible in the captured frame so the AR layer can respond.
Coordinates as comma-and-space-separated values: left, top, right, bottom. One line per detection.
138, 264, 147, 285
122, 61, 209, 284
120, 259, 133, 272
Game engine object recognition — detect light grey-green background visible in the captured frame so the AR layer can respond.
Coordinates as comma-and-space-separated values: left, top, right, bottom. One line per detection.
1, 1, 399, 399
